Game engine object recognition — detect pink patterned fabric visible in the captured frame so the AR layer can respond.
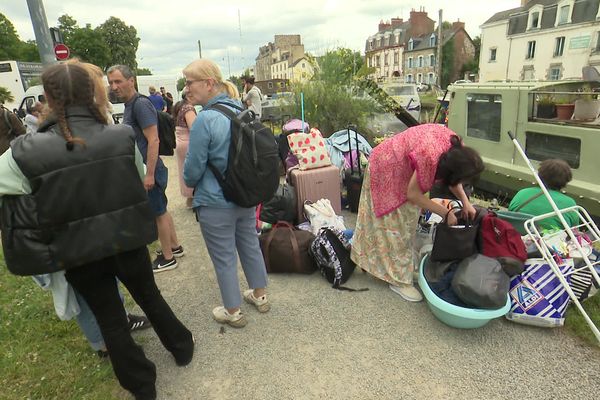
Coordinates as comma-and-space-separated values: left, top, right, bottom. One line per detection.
370, 124, 456, 218
175, 126, 194, 198
176, 103, 195, 127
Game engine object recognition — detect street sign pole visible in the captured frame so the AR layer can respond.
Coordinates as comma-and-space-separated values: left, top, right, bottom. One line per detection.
26, 0, 56, 66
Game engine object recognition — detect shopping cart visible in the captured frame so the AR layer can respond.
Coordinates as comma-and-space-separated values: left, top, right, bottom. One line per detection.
508, 131, 600, 342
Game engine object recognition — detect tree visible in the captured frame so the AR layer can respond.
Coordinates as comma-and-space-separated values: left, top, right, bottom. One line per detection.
68, 25, 110, 67
0, 13, 24, 60
0, 86, 14, 105
176, 77, 186, 92
315, 48, 364, 86
97, 17, 140, 71
57, 14, 78, 44
441, 41, 455, 88
136, 67, 152, 76
228, 75, 243, 94
18, 40, 40, 62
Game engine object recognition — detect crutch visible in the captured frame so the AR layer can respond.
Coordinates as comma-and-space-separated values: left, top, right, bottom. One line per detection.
507, 131, 600, 342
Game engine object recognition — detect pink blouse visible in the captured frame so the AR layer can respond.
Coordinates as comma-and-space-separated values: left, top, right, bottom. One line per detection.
369, 124, 456, 217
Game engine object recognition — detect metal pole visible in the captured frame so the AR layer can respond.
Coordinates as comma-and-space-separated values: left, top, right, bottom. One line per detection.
436, 9, 443, 86
26, 0, 56, 66
197, 40, 202, 58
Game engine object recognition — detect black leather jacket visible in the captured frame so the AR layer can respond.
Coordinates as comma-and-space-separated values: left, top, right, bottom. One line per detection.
1, 106, 157, 276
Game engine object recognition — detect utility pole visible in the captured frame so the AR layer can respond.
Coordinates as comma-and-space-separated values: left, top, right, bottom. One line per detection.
26, 0, 56, 65
436, 9, 443, 87
198, 40, 202, 58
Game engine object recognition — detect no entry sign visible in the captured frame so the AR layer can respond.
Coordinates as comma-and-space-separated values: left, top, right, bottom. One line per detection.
54, 44, 70, 60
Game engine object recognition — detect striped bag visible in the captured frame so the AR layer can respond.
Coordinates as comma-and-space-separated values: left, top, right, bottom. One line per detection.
506, 258, 573, 328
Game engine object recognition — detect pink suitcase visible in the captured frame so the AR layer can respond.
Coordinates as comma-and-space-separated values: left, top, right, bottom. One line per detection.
289, 165, 342, 223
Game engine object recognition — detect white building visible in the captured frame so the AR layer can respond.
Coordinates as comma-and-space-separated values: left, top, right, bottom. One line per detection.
480, 0, 600, 82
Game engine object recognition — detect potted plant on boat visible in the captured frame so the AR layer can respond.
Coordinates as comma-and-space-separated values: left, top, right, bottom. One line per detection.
535, 93, 556, 119
555, 95, 575, 120
573, 87, 600, 121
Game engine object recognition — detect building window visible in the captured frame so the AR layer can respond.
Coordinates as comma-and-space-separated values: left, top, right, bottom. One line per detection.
467, 93, 502, 142
406, 74, 413, 83
558, 5, 570, 25
526, 41, 536, 59
489, 48, 497, 62
428, 72, 434, 83
418, 56, 423, 67
554, 37, 565, 57
549, 66, 562, 80
394, 52, 399, 65
429, 34, 435, 47
376, 56, 380, 67
384, 54, 388, 66
408, 57, 413, 68
302, 62, 305, 68
530, 11, 540, 29
408, 39, 414, 51
596, 32, 600, 52
417, 73, 423, 83
268, 82, 273, 89
429, 54, 435, 66
523, 66, 535, 80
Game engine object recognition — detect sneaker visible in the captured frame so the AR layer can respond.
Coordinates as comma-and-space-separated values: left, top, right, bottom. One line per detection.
212, 306, 247, 328
128, 314, 152, 332
96, 349, 109, 359
152, 255, 178, 273
389, 283, 423, 302
155, 245, 185, 258
243, 290, 270, 313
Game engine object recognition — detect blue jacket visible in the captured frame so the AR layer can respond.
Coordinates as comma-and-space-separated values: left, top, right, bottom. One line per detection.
184, 93, 242, 208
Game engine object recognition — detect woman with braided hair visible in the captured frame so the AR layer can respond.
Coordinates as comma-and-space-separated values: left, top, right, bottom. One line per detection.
0, 63, 194, 400
350, 124, 484, 302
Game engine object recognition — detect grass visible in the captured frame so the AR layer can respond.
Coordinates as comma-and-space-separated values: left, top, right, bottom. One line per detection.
0, 252, 129, 399
565, 295, 600, 346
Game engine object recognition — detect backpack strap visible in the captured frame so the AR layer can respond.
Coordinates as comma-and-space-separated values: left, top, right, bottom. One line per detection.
513, 190, 544, 212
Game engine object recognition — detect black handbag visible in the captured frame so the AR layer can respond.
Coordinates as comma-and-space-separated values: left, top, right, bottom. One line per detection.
430, 209, 479, 262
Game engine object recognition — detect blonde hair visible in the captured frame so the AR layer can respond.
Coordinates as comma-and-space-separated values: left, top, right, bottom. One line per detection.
183, 59, 239, 99
65, 58, 110, 118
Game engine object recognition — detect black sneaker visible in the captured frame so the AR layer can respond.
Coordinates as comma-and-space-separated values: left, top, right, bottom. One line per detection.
128, 314, 152, 332
152, 254, 178, 273
155, 245, 185, 258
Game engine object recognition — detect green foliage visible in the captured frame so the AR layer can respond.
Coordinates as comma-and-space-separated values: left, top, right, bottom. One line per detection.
441, 21, 452, 30
176, 77, 186, 92
288, 80, 378, 137
565, 294, 600, 347
441, 41, 455, 88
96, 17, 140, 71
0, 13, 40, 62
0, 86, 14, 104
228, 75, 244, 94
136, 67, 152, 76
68, 25, 111, 68
57, 14, 78, 44
314, 48, 364, 86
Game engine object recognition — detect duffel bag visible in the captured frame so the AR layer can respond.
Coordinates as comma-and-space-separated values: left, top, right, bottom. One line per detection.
451, 254, 511, 309
259, 222, 316, 274
260, 183, 297, 224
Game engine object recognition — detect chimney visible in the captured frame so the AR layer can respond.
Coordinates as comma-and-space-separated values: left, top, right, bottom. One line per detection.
391, 17, 403, 28
452, 20, 465, 31
409, 9, 434, 38
378, 19, 391, 32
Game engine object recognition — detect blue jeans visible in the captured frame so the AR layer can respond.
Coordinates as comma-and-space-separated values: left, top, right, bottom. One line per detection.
197, 206, 268, 309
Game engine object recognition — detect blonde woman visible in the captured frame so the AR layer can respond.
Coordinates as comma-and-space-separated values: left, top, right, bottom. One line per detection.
182, 59, 269, 328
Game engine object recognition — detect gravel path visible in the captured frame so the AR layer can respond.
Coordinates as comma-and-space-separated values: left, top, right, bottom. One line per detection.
136, 157, 599, 400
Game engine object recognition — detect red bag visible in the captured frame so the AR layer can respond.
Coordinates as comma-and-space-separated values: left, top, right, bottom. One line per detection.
478, 213, 527, 262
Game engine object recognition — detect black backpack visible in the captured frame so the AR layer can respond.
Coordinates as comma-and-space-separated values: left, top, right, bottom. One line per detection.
132, 95, 176, 156
206, 103, 279, 208
309, 228, 368, 291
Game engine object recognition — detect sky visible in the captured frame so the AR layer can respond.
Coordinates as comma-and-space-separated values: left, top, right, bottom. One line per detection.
4, 0, 522, 77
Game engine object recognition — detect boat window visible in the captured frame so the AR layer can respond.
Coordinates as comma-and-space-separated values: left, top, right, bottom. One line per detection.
466, 93, 502, 142
525, 131, 580, 168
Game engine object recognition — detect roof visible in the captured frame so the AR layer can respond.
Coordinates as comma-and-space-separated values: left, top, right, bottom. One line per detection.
484, 0, 600, 30
404, 28, 466, 53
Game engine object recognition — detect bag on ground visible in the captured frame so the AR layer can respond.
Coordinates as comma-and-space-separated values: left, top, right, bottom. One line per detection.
309, 228, 367, 291
206, 103, 280, 208
506, 258, 573, 327
260, 183, 297, 224
451, 254, 510, 309
259, 222, 316, 274
304, 198, 345, 235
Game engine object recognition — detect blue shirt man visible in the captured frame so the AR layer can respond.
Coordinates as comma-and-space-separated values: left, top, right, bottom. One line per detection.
148, 86, 165, 111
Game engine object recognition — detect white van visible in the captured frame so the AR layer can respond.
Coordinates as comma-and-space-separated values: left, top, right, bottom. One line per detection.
380, 83, 421, 121
17, 82, 125, 123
